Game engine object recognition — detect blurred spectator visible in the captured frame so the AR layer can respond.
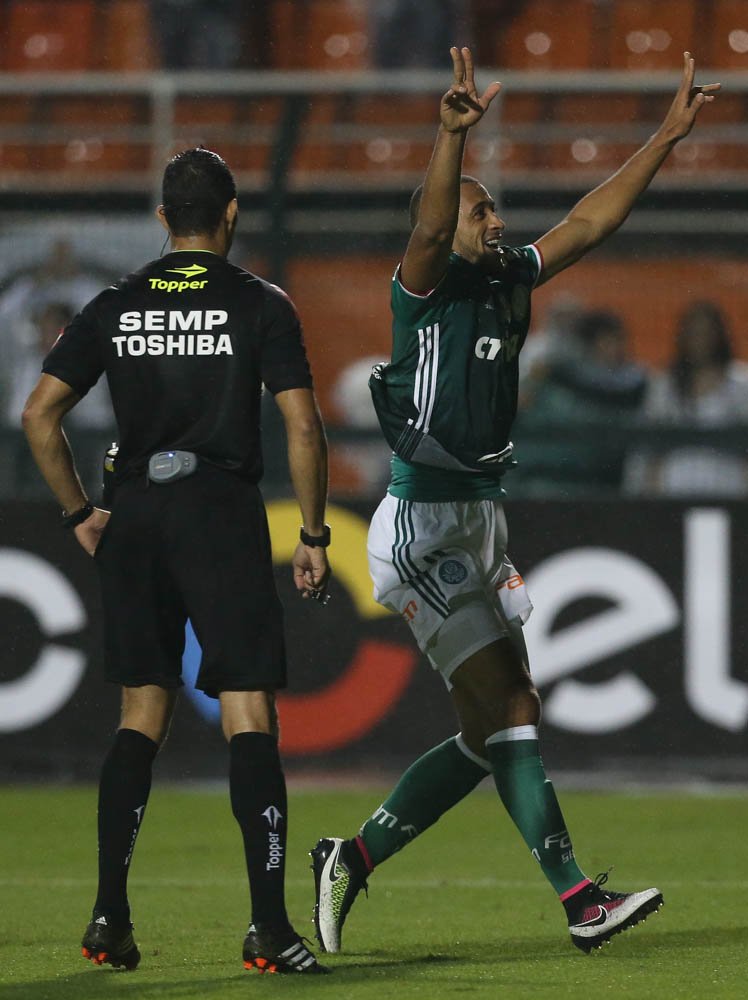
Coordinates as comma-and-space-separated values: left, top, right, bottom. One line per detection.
516, 310, 648, 493
330, 355, 392, 497
148, 0, 245, 70
369, 0, 472, 68
4, 301, 113, 431
0, 239, 107, 421
550, 309, 648, 413
519, 293, 587, 410
631, 301, 748, 496
0, 241, 115, 497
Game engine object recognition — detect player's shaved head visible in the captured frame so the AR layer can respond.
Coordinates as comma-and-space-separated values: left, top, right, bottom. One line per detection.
408, 174, 483, 229
162, 147, 237, 237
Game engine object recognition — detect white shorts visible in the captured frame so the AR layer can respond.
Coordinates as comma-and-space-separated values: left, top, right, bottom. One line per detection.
367, 494, 532, 684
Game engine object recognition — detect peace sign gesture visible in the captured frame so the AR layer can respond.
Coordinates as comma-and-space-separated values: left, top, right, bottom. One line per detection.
440, 46, 501, 134
657, 51, 721, 144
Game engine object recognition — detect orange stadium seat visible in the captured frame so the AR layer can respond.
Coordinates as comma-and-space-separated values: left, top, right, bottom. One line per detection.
493, 0, 601, 70
708, 0, 748, 70
0, 98, 37, 170
545, 92, 642, 172
285, 256, 393, 414
39, 96, 149, 173
4, 0, 96, 71
474, 94, 553, 174
343, 95, 434, 176
270, 0, 370, 70
607, 0, 698, 70
291, 96, 347, 174
99, 0, 157, 71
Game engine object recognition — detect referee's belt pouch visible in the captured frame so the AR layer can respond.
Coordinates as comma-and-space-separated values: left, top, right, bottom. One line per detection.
147, 450, 198, 483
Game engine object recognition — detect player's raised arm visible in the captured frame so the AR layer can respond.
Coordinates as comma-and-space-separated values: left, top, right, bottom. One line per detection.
401, 46, 501, 294
535, 52, 720, 286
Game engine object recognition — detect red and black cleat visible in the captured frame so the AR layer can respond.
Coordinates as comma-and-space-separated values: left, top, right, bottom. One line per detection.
243, 923, 328, 974
81, 915, 141, 970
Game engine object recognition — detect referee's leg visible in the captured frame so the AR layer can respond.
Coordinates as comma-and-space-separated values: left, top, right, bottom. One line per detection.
221, 690, 292, 930
90, 685, 176, 939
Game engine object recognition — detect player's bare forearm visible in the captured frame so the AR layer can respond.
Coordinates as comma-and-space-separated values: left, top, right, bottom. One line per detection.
413, 127, 466, 243
402, 47, 501, 293
536, 52, 719, 283
539, 137, 676, 276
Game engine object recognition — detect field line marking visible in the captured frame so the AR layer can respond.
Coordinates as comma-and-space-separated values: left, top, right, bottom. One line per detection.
1, 876, 746, 890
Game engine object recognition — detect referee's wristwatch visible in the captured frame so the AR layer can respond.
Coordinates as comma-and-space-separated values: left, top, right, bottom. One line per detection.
300, 524, 331, 548
62, 501, 94, 530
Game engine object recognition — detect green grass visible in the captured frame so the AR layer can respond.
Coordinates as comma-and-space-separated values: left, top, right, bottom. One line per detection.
1, 784, 747, 999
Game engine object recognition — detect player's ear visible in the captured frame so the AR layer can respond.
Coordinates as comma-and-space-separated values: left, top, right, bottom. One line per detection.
155, 205, 170, 233
225, 198, 238, 226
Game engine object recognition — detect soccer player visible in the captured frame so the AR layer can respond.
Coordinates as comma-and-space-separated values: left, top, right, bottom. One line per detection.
311, 47, 719, 955
23, 148, 330, 975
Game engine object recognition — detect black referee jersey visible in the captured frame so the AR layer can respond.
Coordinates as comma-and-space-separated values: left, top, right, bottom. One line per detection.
42, 249, 313, 484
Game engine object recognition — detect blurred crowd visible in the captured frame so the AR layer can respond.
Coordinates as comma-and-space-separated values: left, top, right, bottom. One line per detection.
330, 294, 748, 500
2, 241, 747, 502
515, 296, 748, 497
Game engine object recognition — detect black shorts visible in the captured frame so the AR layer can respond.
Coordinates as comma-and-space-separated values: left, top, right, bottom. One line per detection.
95, 465, 286, 697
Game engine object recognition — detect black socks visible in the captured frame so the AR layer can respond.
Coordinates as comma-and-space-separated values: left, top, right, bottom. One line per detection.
229, 731, 289, 929
94, 727, 159, 921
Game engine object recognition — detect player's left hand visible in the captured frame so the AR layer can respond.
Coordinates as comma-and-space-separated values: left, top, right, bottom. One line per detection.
657, 52, 720, 144
292, 542, 331, 604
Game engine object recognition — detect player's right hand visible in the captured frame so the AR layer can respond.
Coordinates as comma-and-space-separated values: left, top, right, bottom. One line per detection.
440, 46, 501, 134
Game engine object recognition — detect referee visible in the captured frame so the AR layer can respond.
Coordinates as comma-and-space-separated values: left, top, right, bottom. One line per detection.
22, 148, 330, 976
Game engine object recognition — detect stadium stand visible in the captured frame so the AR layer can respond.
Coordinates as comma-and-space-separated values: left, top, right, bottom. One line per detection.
4, 0, 97, 72
709, 0, 748, 70
41, 95, 150, 173
490, 0, 602, 70
99, 0, 157, 71
270, 0, 370, 70
607, 0, 698, 71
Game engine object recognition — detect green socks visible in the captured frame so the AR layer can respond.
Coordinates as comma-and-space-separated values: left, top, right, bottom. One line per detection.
486, 726, 588, 897
359, 734, 490, 867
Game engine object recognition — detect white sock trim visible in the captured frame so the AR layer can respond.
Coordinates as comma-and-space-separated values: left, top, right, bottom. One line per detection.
454, 733, 492, 772
485, 725, 538, 746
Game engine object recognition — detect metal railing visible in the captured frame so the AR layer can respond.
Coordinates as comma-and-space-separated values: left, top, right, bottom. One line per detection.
0, 68, 746, 207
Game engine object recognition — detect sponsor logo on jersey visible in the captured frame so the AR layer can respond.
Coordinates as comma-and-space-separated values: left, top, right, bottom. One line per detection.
165, 263, 208, 278
438, 559, 468, 585
149, 262, 209, 292
474, 332, 521, 362
149, 278, 208, 292
113, 310, 232, 356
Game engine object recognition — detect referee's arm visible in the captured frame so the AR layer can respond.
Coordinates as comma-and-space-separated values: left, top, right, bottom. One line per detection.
22, 373, 110, 555
274, 386, 330, 595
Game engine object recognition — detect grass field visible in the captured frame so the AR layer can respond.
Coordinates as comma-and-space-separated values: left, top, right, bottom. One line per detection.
2, 784, 747, 999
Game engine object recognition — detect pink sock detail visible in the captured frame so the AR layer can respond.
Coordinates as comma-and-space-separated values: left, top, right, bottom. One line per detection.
354, 835, 374, 873
559, 878, 592, 902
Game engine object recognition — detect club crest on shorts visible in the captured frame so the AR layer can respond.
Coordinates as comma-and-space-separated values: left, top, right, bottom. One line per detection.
438, 559, 468, 585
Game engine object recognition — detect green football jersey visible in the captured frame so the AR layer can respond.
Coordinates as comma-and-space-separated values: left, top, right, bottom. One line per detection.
369, 246, 541, 499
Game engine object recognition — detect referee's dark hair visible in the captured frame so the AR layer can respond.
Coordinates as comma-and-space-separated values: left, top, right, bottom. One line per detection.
162, 147, 237, 237
408, 174, 482, 229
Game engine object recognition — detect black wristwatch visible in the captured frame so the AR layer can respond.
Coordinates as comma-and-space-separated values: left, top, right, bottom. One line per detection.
300, 524, 331, 548
62, 502, 94, 530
